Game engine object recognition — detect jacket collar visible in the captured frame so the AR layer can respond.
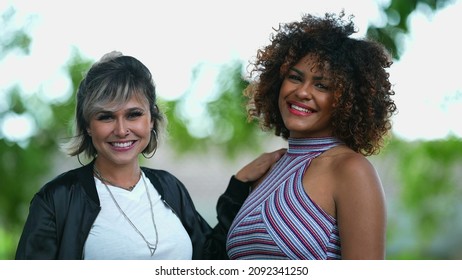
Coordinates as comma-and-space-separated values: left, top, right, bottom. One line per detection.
77, 160, 100, 206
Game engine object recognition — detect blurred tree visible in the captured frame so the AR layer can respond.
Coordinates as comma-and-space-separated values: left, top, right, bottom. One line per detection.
0, 7, 93, 258
163, 61, 268, 159
367, 0, 455, 59
1, 7, 34, 259
384, 137, 462, 259
0, 6, 31, 59
0, 50, 93, 258
367, 0, 462, 259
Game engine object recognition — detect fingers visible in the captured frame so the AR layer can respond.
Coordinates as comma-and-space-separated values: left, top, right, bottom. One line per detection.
235, 148, 286, 183
271, 148, 287, 161
257, 148, 286, 169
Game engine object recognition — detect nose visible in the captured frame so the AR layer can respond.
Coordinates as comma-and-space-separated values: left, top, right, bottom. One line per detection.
294, 83, 312, 100
114, 119, 129, 137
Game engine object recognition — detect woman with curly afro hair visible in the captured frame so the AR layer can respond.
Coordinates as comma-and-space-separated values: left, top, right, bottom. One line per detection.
226, 12, 397, 260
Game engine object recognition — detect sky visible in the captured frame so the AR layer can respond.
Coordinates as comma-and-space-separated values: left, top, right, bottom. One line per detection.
1, 0, 461, 142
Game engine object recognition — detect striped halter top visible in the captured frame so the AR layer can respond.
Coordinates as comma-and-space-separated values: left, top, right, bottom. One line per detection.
227, 137, 343, 259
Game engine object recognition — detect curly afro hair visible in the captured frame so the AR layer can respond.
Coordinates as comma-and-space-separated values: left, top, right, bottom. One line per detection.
244, 12, 397, 156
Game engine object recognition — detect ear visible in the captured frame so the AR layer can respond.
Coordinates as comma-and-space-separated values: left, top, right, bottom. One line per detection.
87, 128, 92, 137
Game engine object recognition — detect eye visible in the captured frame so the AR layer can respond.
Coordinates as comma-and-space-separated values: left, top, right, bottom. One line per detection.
314, 80, 334, 92
315, 83, 328, 90
95, 113, 113, 121
287, 73, 303, 82
127, 110, 144, 119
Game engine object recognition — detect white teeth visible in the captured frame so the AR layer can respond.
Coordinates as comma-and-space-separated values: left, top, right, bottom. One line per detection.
291, 104, 312, 113
112, 141, 133, 148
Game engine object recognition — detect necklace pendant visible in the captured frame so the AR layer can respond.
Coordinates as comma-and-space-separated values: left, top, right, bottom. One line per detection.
148, 245, 156, 256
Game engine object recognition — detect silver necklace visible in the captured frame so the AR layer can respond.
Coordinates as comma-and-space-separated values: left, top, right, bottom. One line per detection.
94, 167, 159, 256
93, 168, 140, 191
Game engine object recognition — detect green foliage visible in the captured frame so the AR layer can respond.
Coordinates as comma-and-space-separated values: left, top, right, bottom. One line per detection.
162, 61, 268, 159
0, 39, 92, 258
384, 136, 462, 259
367, 0, 455, 59
0, 7, 32, 58
0, 226, 19, 259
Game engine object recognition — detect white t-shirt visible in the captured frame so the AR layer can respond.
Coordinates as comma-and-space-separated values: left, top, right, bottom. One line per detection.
83, 171, 193, 259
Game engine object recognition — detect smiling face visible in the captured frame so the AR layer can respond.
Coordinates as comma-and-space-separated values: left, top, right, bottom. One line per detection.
87, 94, 153, 168
278, 54, 335, 138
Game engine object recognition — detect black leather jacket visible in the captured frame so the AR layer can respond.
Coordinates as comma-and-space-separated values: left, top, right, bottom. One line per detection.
15, 161, 249, 260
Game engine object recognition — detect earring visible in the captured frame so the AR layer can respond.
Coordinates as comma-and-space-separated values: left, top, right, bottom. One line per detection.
152, 128, 157, 139
142, 129, 157, 159
77, 154, 84, 166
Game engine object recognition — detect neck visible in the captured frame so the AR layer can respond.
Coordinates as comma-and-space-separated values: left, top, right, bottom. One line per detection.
93, 160, 141, 190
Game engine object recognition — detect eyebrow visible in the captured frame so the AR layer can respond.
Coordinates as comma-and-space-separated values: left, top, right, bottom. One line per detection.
290, 66, 330, 81
95, 107, 145, 114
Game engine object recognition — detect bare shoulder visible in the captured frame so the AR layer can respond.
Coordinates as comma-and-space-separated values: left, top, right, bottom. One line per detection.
318, 145, 383, 196
318, 145, 372, 170
320, 146, 386, 259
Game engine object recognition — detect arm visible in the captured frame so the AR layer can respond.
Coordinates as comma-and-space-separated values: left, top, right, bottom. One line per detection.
335, 155, 386, 259
15, 194, 59, 259
203, 148, 286, 259
202, 176, 250, 259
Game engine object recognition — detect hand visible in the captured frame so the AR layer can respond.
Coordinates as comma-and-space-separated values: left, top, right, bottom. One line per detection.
235, 148, 286, 183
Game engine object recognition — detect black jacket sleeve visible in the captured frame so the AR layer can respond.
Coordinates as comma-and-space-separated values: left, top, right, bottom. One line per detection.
15, 167, 101, 260
202, 176, 250, 259
15, 193, 59, 260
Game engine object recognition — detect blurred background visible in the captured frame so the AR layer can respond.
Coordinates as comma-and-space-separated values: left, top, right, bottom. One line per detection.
1, 0, 461, 259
